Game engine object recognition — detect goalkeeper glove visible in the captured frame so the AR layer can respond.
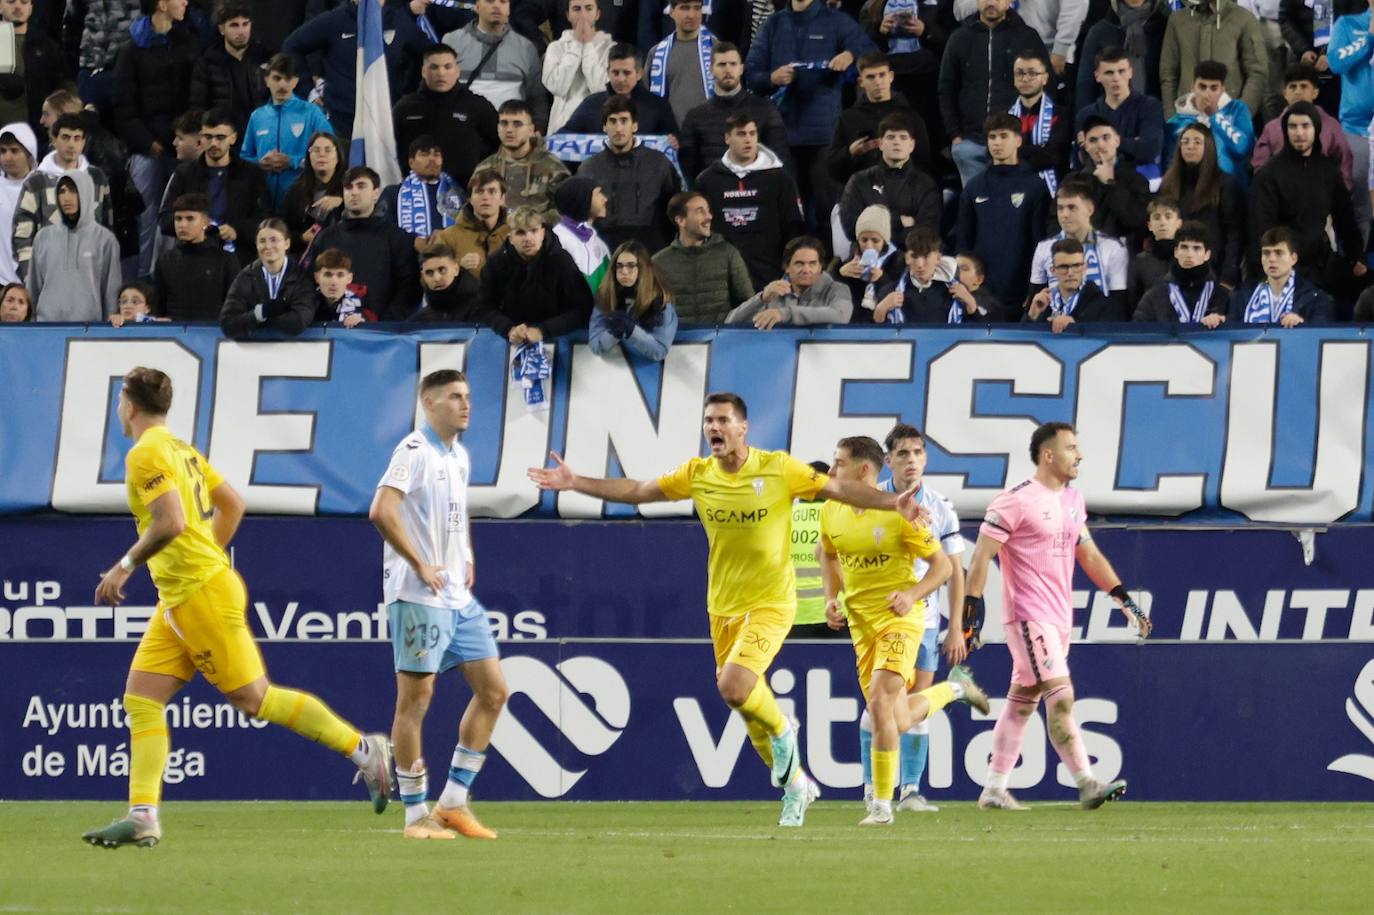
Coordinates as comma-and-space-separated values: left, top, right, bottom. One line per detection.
962, 594, 985, 651
1110, 585, 1150, 637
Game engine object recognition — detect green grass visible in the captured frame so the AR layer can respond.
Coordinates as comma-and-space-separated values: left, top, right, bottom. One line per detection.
3, 801, 1372, 913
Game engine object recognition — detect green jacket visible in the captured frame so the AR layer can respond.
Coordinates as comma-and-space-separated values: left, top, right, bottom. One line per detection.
651, 233, 755, 325
473, 139, 570, 225
1159, 0, 1268, 116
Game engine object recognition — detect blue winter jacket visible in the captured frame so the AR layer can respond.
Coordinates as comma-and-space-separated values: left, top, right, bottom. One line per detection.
241, 97, 335, 209
1328, 11, 1374, 137
1164, 95, 1256, 188
744, 3, 875, 147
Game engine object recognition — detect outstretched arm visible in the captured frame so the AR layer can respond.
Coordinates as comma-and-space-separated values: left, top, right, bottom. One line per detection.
818, 477, 931, 526
527, 451, 670, 505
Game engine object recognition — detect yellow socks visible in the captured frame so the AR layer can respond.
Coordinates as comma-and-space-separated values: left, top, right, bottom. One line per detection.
257, 685, 361, 755
872, 748, 898, 802
916, 682, 957, 717
737, 679, 787, 737
124, 693, 168, 808
745, 718, 774, 768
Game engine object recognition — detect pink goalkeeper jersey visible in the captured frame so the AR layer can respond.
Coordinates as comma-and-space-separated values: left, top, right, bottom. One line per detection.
979, 479, 1086, 631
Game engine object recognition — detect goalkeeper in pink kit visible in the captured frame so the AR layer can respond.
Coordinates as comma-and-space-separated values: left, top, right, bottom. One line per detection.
963, 422, 1151, 811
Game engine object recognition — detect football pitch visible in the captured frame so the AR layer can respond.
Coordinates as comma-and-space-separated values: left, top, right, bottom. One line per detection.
3, 801, 1372, 913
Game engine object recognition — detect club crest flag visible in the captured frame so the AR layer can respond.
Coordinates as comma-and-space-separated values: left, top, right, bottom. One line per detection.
351, 0, 402, 188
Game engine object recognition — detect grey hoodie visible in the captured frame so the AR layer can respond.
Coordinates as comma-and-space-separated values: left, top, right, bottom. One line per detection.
27, 172, 122, 322
726, 271, 854, 326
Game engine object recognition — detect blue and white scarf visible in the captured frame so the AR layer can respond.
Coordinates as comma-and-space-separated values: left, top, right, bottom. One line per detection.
512, 342, 553, 412
543, 133, 686, 183
884, 0, 920, 55
1053, 231, 1105, 294
419, 0, 473, 40
946, 281, 965, 324
1311, 0, 1332, 48
769, 60, 829, 106
1050, 286, 1081, 316
263, 262, 286, 300
1168, 280, 1214, 323
1244, 274, 1296, 323
1010, 94, 1057, 196
333, 289, 364, 322
647, 28, 714, 99
396, 171, 460, 237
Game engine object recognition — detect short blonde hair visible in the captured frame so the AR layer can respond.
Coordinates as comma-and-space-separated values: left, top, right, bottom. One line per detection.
507, 205, 545, 233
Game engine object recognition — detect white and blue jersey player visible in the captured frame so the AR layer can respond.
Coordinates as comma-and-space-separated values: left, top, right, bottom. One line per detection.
369, 370, 508, 841
860, 423, 969, 812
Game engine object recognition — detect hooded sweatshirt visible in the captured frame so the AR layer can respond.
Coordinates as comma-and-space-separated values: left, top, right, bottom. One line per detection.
27, 173, 122, 323
694, 145, 804, 291
1159, 0, 1269, 115
1164, 90, 1256, 187
12, 151, 114, 279
0, 122, 37, 284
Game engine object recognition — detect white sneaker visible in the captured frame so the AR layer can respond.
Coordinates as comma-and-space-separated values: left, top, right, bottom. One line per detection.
859, 801, 894, 826
896, 786, 939, 812
978, 786, 1029, 811
862, 784, 874, 815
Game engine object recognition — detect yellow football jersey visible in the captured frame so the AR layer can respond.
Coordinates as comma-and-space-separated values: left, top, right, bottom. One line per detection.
658, 448, 828, 618
820, 501, 940, 636
125, 425, 230, 608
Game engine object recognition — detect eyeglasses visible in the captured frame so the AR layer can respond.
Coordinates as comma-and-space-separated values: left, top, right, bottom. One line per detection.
1052, 261, 1085, 272
614, 262, 639, 272
1014, 69, 1046, 78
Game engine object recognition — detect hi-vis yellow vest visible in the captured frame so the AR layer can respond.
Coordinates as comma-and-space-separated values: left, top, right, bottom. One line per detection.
791, 501, 826, 625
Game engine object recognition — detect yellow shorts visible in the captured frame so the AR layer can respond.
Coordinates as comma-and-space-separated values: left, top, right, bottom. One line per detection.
853, 617, 924, 701
131, 567, 266, 692
709, 605, 795, 677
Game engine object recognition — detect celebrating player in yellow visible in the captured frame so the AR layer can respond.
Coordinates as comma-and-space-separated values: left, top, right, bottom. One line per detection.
819, 436, 990, 826
83, 367, 391, 849
529, 392, 923, 826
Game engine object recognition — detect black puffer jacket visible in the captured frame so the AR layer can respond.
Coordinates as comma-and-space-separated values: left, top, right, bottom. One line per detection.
154, 237, 240, 321
937, 11, 1047, 141
576, 145, 680, 253
480, 234, 595, 338
112, 18, 202, 155
188, 42, 272, 136
392, 85, 500, 188
219, 258, 318, 337
158, 156, 273, 263
311, 213, 422, 321
0, 28, 67, 129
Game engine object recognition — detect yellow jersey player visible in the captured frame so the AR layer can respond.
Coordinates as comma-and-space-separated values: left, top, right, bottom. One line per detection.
818, 436, 990, 826
529, 392, 924, 826
83, 368, 391, 849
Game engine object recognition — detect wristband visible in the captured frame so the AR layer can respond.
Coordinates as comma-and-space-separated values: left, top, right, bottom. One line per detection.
1109, 585, 1131, 603
119, 555, 135, 572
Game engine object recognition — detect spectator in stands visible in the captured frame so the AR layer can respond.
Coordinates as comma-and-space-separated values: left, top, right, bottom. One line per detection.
1074, 46, 1166, 171
108, 281, 162, 326
311, 166, 422, 321
838, 113, 939, 248
312, 246, 366, 325
381, 136, 464, 249
552, 174, 612, 289
1250, 101, 1366, 285
71, 0, 143, 123
0, 122, 37, 284
474, 99, 570, 225
562, 43, 680, 137
543, 0, 613, 135
1010, 0, 1087, 80
646, 0, 717, 131
160, 109, 273, 267
1073, 116, 1151, 250
652, 191, 753, 323
114, 0, 200, 278
1164, 60, 1255, 187
938, 0, 1047, 186
680, 41, 789, 182
393, 44, 499, 190
1133, 219, 1228, 323
637, 0, 748, 52
1160, 0, 1268, 116
1026, 237, 1122, 329
1227, 226, 1334, 324
1029, 179, 1130, 312
832, 203, 902, 321
956, 112, 1052, 310
281, 131, 344, 251
577, 96, 680, 251
695, 112, 802, 290
188, 1, 269, 137
219, 216, 316, 337
954, 252, 1004, 321
858, 0, 948, 158
1077, 0, 1170, 108
590, 240, 678, 360
726, 235, 852, 327
482, 204, 595, 340
240, 54, 333, 212
26, 173, 121, 321
410, 243, 489, 323
171, 108, 205, 164
870, 226, 958, 324
12, 114, 113, 280
0, 281, 32, 321
1326, 11, 1374, 242
827, 52, 930, 188
431, 168, 510, 276
747, 0, 875, 229
154, 194, 239, 321
1009, 49, 1069, 196
443, 0, 547, 130
0, 0, 66, 132
1129, 196, 1182, 306
1159, 122, 1244, 287
1252, 63, 1352, 189
284, 0, 426, 140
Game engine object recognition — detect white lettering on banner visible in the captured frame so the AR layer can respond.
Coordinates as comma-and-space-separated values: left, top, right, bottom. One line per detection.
1074, 345, 1213, 513
487, 656, 630, 798
787, 342, 913, 467
52, 340, 202, 512
921, 342, 1062, 509
558, 344, 707, 518
208, 341, 331, 513
2, 581, 60, 604
1221, 341, 1369, 523
674, 698, 751, 788
1328, 658, 1374, 783
801, 668, 862, 787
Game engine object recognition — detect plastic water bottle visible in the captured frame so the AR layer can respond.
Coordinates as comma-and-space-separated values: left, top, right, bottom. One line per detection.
860, 247, 880, 282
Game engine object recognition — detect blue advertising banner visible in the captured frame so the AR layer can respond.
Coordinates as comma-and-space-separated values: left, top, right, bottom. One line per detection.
1, 325, 1372, 524
6, 640, 1374, 802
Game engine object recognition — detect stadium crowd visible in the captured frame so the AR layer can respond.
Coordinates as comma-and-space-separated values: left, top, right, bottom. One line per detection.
6, 0, 1374, 351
